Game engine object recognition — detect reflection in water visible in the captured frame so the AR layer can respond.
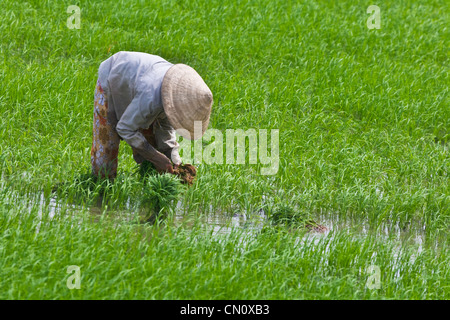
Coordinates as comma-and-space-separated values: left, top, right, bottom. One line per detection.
31, 191, 434, 255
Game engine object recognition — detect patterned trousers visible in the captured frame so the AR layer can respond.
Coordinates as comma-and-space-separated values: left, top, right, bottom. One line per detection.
90, 79, 156, 179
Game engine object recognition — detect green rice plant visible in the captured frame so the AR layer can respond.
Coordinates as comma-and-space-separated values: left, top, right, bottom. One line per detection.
140, 173, 183, 224
265, 203, 326, 233
1, 196, 447, 300
52, 169, 114, 206
269, 204, 309, 226
0, 0, 448, 299
135, 160, 158, 181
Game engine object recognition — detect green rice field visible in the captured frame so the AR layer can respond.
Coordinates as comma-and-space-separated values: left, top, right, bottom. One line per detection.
0, 0, 448, 299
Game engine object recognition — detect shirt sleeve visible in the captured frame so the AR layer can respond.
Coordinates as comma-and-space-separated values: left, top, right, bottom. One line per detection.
115, 93, 162, 161
154, 116, 182, 165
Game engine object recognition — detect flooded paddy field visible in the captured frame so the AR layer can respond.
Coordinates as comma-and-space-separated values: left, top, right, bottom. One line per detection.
0, 187, 447, 299
1, 0, 448, 300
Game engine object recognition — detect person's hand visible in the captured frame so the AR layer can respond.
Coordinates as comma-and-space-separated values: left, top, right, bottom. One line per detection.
151, 152, 174, 174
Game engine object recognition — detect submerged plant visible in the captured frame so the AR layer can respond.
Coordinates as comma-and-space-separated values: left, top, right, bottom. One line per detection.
267, 203, 327, 232
141, 173, 183, 224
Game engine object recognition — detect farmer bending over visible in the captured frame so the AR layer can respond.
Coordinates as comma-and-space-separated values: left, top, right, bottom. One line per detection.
91, 51, 213, 179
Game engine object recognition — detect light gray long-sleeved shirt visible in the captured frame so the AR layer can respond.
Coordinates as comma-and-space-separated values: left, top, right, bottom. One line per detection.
98, 51, 181, 165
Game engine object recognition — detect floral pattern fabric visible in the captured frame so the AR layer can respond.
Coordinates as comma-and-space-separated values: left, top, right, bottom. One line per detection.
90, 79, 120, 179
91, 79, 157, 179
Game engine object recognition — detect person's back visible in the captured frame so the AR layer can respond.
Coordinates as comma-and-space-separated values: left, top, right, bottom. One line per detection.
98, 51, 173, 126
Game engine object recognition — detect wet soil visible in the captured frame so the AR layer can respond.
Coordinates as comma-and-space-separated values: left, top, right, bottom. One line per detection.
173, 164, 197, 185
305, 223, 328, 233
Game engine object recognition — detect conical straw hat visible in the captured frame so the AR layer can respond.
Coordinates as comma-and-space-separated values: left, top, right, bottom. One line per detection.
161, 64, 213, 140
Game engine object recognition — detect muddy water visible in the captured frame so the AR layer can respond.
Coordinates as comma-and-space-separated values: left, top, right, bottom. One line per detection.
15, 192, 444, 271
28, 191, 437, 254
175, 211, 267, 236
173, 205, 434, 264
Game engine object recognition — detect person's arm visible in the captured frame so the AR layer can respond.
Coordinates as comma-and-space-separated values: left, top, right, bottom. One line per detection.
154, 116, 182, 166
116, 96, 173, 173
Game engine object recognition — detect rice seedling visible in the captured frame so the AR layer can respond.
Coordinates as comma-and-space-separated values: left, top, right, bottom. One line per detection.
266, 203, 327, 233
140, 173, 184, 224
136, 160, 158, 181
